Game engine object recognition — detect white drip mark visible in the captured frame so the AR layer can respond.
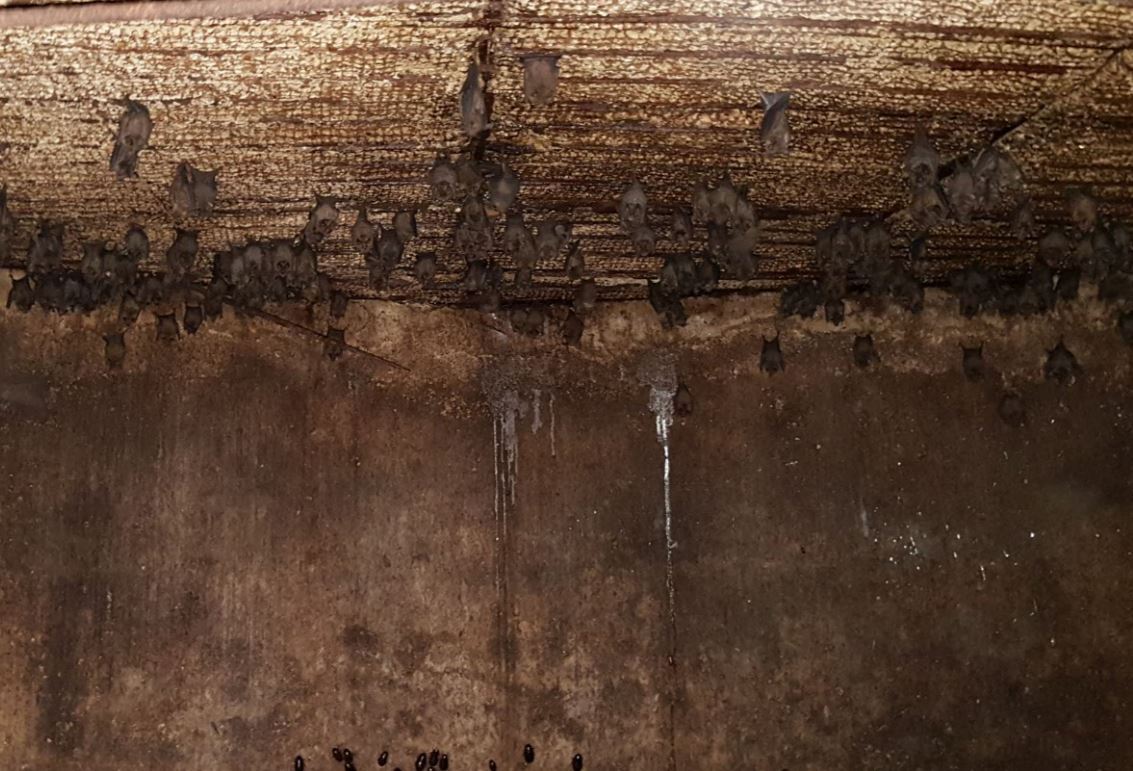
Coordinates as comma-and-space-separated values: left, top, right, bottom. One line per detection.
491, 396, 517, 678
859, 508, 871, 539
492, 416, 501, 600
549, 393, 557, 457
648, 380, 678, 644
531, 388, 542, 435
646, 373, 679, 771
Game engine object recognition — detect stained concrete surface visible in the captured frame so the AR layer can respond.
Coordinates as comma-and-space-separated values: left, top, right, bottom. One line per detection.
1, 291, 1132, 770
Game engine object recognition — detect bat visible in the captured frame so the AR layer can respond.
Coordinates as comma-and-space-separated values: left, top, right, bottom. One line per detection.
853, 333, 879, 368
1044, 339, 1082, 385
304, 196, 339, 246
759, 91, 791, 156
999, 392, 1026, 427
460, 62, 489, 138
904, 130, 940, 189
104, 332, 127, 368
523, 55, 560, 106
618, 180, 647, 232
760, 335, 784, 374
961, 344, 984, 381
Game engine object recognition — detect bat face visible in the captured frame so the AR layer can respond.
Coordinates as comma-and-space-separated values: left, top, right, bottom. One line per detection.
708, 178, 738, 227
1055, 268, 1080, 301
170, 162, 218, 219
454, 156, 484, 197
910, 184, 948, 230
691, 182, 711, 224
204, 279, 226, 319
351, 208, 376, 253
696, 258, 720, 294
904, 130, 940, 189
375, 229, 404, 269
1067, 190, 1098, 234
523, 55, 560, 106
759, 92, 791, 156
572, 278, 598, 315
671, 208, 693, 249
1119, 311, 1133, 346
1011, 198, 1036, 239
27, 222, 64, 273
414, 253, 437, 286
0, 193, 15, 262
242, 243, 265, 277
673, 382, 694, 417
463, 259, 487, 292
267, 275, 288, 303
305, 196, 339, 245
270, 240, 295, 277
183, 305, 203, 335
890, 266, 924, 314
1038, 229, 1070, 263
779, 282, 819, 319
104, 332, 127, 368
1044, 340, 1082, 385
486, 165, 519, 217
853, 334, 879, 368
155, 312, 179, 342
647, 280, 686, 328
631, 224, 656, 257
124, 224, 149, 263
116, 100, 152, 154
535, 222, 563, 262
393, 211, 418, 243
460, 62, 489, 139
326, 290, 348, 321
476, 285, 501, 314
962, 345, 984, 381
111, 100, 152, 178
429, 157, 459, 201
81, 242, 106, 283
563, 241, 584, 280
824, 298, 844, 326
562, 310, 584, 345
325, 326, 346, 360
760, 336, 784, 374
6, 276, 35, 312
618, 181, 647, 232
166, 229, 199, 276
503, 214, 534, 262
946, 163, 977, 224
999, 393, 1026, 427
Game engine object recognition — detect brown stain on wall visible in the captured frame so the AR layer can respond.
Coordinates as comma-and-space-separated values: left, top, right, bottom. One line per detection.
2, 289, 1132, 768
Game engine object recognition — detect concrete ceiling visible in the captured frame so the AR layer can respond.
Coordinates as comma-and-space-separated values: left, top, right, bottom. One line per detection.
1, 0, 1132, 304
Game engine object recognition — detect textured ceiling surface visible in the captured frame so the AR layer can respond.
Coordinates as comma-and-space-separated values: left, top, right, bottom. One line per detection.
1, 0, 1132, 304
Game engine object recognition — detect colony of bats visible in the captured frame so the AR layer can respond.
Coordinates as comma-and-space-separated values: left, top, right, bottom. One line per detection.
2, 47, 1132, 423
291, 740, 579, 771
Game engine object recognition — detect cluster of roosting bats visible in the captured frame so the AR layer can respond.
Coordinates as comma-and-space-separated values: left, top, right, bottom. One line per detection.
295, 739, 576, 771
1, 49, 1132, 410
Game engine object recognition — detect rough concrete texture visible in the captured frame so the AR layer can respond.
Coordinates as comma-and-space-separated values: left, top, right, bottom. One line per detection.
1, 287, 1132, 770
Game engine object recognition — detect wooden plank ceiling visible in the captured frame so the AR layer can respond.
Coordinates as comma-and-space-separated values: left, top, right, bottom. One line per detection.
1, 0, 1132, 303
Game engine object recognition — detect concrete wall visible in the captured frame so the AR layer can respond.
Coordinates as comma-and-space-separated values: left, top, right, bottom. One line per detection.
1, 290, 1132, 770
